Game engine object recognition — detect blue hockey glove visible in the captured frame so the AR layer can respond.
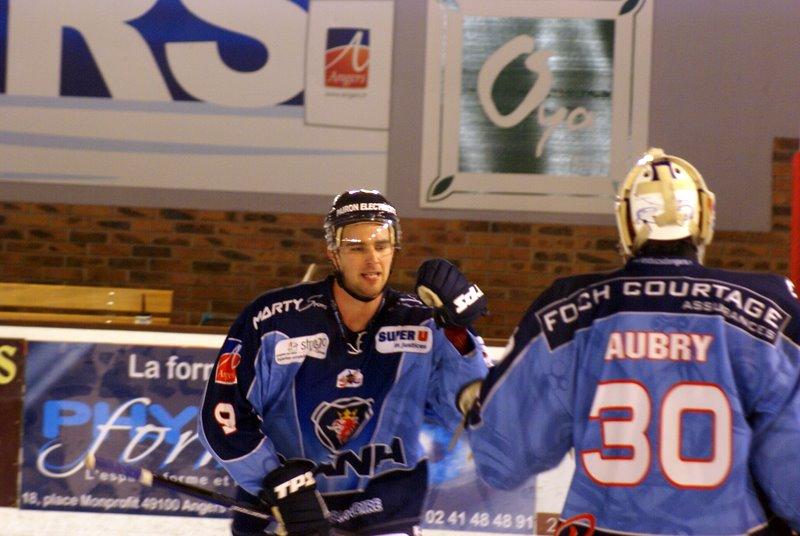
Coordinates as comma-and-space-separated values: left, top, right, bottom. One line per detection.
416, 258, 488, 328
259, 460, 329, 536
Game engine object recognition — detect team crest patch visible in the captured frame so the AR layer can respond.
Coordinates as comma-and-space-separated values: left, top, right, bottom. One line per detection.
375, 326, 432, 354
215, 340, 242, 385
274, 333, 329, 365
311, 397, 374, 452
336, 369, 363, 388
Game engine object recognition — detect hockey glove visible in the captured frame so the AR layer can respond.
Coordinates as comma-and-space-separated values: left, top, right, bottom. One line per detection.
416, 258, 488, 328
259, 460, 329, 536
456, 379, 484, 428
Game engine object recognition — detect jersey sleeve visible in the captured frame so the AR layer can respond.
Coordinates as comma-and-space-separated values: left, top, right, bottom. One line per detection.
424, 324, 489, 433
467, 283, 576, 491
748, 277, 800, 529
197, 307, 281, 496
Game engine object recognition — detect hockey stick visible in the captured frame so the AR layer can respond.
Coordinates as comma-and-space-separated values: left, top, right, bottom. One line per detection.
85, 454, 271, 520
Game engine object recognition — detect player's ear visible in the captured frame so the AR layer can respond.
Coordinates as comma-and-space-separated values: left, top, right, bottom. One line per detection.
326, 248, 340, 271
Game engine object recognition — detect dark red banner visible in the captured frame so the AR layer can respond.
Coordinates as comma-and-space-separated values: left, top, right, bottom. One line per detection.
0, 339, 26, 506
791, 152, 800, 288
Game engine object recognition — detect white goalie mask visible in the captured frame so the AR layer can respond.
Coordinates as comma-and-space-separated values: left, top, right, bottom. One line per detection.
615, 148, 716, 260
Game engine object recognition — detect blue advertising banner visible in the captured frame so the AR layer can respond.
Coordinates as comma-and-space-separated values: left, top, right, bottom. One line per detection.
0, 0, 390, 195
421, 423, 536, 533
20, 342, 229, 517
19, 335, 535, 532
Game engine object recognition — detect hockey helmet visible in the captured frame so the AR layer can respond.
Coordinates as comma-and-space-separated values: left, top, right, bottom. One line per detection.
615, 148, 715, 258
324, 189, 401, 250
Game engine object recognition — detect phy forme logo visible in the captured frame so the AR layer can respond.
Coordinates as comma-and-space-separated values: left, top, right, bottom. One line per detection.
325, 28, 370, 88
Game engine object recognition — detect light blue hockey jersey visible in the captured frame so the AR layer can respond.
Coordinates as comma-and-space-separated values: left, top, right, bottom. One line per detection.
468, 256, 800, 535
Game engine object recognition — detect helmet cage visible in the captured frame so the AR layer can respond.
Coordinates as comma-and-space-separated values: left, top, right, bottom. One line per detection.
615, 148, 715, 258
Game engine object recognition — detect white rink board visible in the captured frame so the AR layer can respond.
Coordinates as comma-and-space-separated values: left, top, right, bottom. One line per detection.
0, 507, 228, 536
0, 509, 539, 536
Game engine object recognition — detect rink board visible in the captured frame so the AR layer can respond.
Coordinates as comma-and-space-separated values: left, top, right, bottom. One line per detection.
0, 326, 569, 534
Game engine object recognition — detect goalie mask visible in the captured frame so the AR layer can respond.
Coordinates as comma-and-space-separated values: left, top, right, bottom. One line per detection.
615, 148, 715, 260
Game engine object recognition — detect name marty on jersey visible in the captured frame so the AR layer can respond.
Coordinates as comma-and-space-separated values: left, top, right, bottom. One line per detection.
252, 296, 325, 329
539, 278, 786, 339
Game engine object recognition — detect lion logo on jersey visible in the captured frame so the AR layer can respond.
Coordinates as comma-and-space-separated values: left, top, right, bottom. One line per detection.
311, 397, 374, 452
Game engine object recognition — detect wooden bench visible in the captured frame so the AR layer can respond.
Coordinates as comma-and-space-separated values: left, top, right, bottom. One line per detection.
0, 283, 173, 325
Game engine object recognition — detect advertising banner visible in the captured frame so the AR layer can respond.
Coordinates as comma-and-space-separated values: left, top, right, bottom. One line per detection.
420, 0, 653, 214
0, 0, 389, 195
16, 331, 539, 533
19, 342, 228, 517
305, 0, 394, 130
0, 339, 26, 506
421, 422, 535, 534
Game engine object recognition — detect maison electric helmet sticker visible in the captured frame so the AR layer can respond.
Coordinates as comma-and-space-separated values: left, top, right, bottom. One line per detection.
312, 397, 374, 452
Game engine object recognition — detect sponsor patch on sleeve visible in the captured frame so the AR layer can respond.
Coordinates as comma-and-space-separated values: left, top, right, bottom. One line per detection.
375, 326, 433, 354
274, 333, 329, 365
215, 339, 242, 385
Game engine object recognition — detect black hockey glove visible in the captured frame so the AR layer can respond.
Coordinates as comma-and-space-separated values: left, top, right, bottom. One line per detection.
259, 460, 329, 536
416, 258, 488, 328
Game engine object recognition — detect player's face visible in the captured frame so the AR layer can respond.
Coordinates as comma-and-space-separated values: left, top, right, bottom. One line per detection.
333, 222, 395, 299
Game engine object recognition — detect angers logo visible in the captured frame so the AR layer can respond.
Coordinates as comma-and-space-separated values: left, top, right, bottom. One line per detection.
325, 28, 369, 88
312, 397, 373, 452
215, 341, 242, 385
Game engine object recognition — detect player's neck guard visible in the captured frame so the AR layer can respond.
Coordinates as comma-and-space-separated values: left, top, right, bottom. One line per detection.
636, 238, 699, 260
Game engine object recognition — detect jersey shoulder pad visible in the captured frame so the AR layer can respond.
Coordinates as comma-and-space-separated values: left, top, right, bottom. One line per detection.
529, 270, 622, 316
697, 267, 800, 342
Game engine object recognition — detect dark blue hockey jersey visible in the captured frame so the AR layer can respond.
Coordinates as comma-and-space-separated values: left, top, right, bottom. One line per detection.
468, 257, 800, 535
198, 276, 487, 528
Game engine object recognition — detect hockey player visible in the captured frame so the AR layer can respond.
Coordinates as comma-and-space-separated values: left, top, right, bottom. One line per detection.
198, 189, 489, 536
457, 148, 800, 535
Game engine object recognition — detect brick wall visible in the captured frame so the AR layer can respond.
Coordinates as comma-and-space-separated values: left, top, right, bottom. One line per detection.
1, 138, 796, 340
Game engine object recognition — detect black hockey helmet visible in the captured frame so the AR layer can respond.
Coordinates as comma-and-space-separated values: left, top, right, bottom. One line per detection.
324, 189, 401, 250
